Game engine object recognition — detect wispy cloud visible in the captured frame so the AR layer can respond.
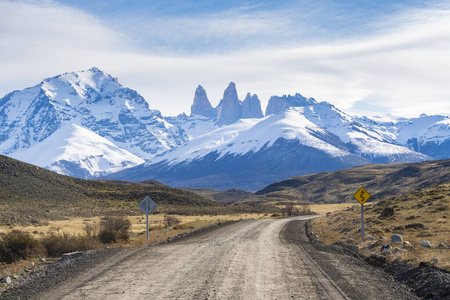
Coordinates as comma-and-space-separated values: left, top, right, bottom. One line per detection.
0, 0, 449, 118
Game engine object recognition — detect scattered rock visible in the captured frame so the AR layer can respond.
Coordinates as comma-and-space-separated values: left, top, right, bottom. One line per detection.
405, 215, 416, 220
379, 236, 387, 240
335, 216, 342, 222
379, 207, 394, 218
391, 234, 403, 244
326, 212, 332, 217
1, 276, 12, 284
61, 251, 85, 260
430, 257, 439, 264
346, 238, 355, 244
438, 243, 446, 249
381, 244, 392, 253
40, 257, 46, 262
401, 241, 412, 250
365, 235, 375, 240
385, 262, 450, 299
420, 240, 431, 248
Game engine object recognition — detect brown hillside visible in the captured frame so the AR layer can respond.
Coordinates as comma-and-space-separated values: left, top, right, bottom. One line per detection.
0, 155, 225, 226
185, 188, 252, 205
252, 159, 450, 204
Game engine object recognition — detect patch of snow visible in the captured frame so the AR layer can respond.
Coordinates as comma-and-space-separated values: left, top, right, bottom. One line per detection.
11, 123, 144, 177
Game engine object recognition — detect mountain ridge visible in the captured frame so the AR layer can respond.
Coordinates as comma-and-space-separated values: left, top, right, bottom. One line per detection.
1, 68, 449, 190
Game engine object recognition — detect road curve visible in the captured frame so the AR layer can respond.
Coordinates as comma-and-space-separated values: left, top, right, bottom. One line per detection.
34, 216, 416, 300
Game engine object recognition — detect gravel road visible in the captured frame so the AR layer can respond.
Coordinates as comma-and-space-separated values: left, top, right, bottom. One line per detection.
2, 216, 418, 299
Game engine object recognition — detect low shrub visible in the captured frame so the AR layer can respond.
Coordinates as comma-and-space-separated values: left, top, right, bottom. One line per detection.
40, 233, 99, 257
98, 216, 131, 244
0, 230, 45, 263
163, 215, 181, 227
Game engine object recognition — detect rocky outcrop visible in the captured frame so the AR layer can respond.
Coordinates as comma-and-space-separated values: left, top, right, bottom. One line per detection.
265, 93, 317, 115
190, 85, 216, 119
217, 82, 242, 126
241, 93, 263, 119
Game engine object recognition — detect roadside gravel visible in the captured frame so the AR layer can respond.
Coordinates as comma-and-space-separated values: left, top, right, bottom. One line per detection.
1, 217, 421, 299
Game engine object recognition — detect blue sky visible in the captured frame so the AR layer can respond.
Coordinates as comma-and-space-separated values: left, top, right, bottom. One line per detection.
1, 0, 449, 117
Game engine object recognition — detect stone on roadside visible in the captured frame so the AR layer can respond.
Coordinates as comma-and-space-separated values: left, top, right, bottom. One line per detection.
420, 240, 431, 247
391, 234, 403, 244
430, 257, 439, 264
381, 244, 392, 253
438, 243, 446, 249
39, 257, 46, 262
401, 241, 412, 249
1, 276, 12, 284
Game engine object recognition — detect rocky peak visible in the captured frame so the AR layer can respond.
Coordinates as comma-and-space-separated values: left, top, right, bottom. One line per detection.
190, 85, 216, 119
242, 93, 263, 119
265, 93, 317, 115
217, 82, 242, 126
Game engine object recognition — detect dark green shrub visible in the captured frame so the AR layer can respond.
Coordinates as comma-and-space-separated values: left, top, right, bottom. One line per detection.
40, 233, 99, 257
0, 230, 45, 263
98, 216, 131, 244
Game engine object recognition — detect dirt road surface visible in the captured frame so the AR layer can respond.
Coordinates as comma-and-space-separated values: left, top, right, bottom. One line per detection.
5, 216, 418, 299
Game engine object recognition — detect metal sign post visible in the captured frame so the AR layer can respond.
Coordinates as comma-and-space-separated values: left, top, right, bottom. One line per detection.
138, 196, 157, 242
353, 187, 371, 241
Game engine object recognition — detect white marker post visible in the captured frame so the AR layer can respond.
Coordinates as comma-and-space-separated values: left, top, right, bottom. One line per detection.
353, 187, 371, 242
138, 196, 157, 242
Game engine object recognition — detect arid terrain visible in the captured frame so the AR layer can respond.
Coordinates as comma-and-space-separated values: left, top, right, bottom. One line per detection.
2, 216, 418, 300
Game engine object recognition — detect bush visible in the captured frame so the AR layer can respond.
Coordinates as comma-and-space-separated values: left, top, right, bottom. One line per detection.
98, 216, 131, 244
83, 222, 98, 237
0, 230, 45, 263
281, 203, 316, 216
41, 233, 99, 257
163, 215, 181, 227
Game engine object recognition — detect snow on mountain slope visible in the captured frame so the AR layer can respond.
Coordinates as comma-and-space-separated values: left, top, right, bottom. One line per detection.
11, 123, 144, 178
155, 108, 351, 165
1, 67, 448, 187
0, 67, 189, 177
165, 114, 216, 140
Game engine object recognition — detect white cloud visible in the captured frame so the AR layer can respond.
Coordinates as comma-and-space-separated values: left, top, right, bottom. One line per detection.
0, 0, 449, 118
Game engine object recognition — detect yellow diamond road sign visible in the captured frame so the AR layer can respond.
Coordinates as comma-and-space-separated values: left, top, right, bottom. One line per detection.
353, 187, 371, 205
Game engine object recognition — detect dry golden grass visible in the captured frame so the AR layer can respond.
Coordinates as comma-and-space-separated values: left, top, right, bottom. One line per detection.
0, 213, 268, 242
0, 213, 268, 279
312, 184, 450, 271
309, 203, 358, 215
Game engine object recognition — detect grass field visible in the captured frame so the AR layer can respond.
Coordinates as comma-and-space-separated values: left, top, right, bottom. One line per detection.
312, 184, 450, 271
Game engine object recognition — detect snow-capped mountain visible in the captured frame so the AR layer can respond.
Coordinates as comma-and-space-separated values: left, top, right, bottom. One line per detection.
12, 123, 144, 178
0, 67, 186, 177
110, 104, 432, 191
1, 67, 449, 190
